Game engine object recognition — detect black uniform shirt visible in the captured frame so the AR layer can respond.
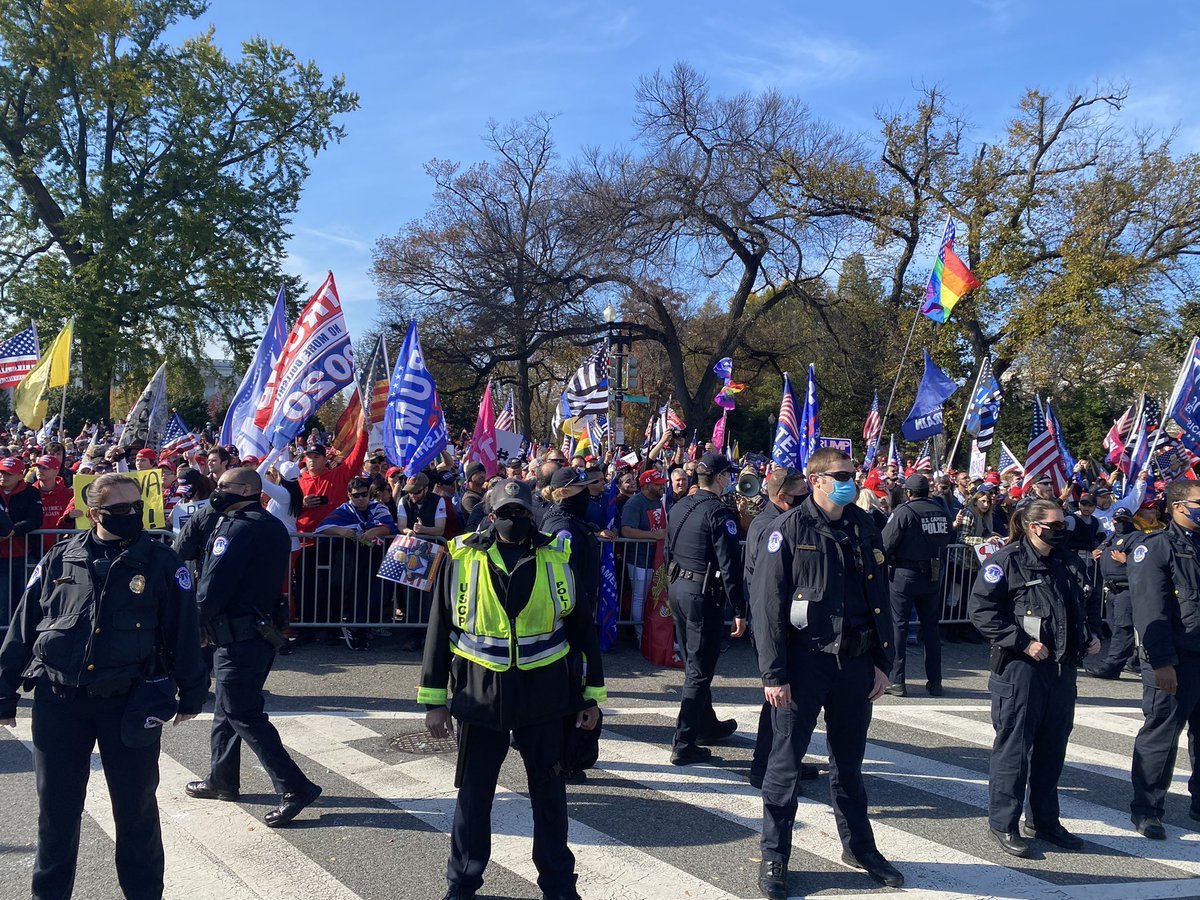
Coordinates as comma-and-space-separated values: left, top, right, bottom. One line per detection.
881, 497, 951, 566
666, 491, 746, 617
1129, 521, 1200, 668
822, 506, 870, 629
196, 505, 291, 625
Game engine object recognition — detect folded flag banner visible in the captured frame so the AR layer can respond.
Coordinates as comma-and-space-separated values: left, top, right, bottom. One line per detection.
902, 350, 959, 441
597, 475, 620, 650
772, 373, 800, 468
221, 287, 288, 458
255, 273, 355, 449
964, 356, 1002, 450
713, 357, 733, 380
384, 320, 448, 475
921, 216, 981, 323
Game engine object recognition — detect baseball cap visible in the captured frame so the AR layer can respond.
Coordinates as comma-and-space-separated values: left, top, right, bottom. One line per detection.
242, 455, 260, 467
277, 461, 301, 482
1113, 507, 1134, 521
304, 443, 327, 456
696, 452, 733, 477
385, 466, 404, 480
135, 448, 157, 461
1035, 474, 1053, 486
639, 470, 667, 487
1094, 486, 1113, 497
35, 455, 60, 471
436, 470, 458, 486
904, 473, 930, 492
464, 461, 486, 479
550, 467, 590, 490
0, 457, 26, 475
488, 478, 534, 512
403, 472, 430, 494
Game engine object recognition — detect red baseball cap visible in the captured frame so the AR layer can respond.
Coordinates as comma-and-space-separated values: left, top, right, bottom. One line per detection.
35, 455, 60, 471
160, 460, 178, 472
135, 448, 157, 461
386, 466, 404, 480
639, 470, 667, 486
0, 457, 26, 475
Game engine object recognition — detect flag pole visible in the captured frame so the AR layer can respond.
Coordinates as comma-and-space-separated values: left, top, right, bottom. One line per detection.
57, 318, 74, 439
946, 355, 987, 472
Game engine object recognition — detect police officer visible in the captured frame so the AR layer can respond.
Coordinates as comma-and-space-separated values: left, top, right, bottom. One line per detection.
666, 452, 747, 766
1129, 478, 1200, 839
1084, 507, 1141, 679
184, 467, 323, 827
743, 467, 816, 789
882, 474, 951, 697
969, 499, 1102, 857
0, 473, 207, 899
752, 448, 900, 898
421, 479, 604, 900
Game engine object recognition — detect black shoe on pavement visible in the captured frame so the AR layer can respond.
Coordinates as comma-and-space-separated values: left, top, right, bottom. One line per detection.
1132, 815, 1167, 840
265, 782, 322, 828
440, 891, 475, 900
758, 859, 787, 900
988, 827, 1032, 858
926, 681, 944, 697
669, 745, 713, 766
1190, 805, 1200, 823
884, 683, 906, 698
1083, 665, 1119, 679
564, 769, 587, 784
801, 762, 820, 780
698, 718, 738, 745
842, 848, 904, 888
184, 780, 239, 802
1022, 820, 1084, 850
541, 892, 582, 900
748, 771, 764, 789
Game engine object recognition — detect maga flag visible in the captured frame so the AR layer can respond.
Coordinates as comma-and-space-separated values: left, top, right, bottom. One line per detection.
772, 373, 800, 468
383, 320, 447, 474
902, 350, 959, 441
1167, 336, 1200, 456
799, 363, 820, 470
921, 217, 981, 323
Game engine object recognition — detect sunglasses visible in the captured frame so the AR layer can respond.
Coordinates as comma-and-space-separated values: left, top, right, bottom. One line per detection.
93, 501, 145, 516
1035, 520, 1067, 532
814, 471, 855, 482
349, 491, 370, 499
495, 507, 531, 519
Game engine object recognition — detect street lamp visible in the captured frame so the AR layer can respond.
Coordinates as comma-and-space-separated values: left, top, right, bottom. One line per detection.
602, 303, 626, 450
603, 303, 616, 324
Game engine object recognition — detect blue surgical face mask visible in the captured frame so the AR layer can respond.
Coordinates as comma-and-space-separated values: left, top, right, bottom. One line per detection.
822, 477, 858, 507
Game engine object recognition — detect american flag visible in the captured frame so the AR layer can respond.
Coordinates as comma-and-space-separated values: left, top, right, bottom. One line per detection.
161, 412, 200, 458
664, 406, 686, 433
772, 373, 800, 468
495, 390, 515, 432
1104, 405, 1134, 466
1023, 396, 1066, 491
1143, 393, 1163, 432
1043, 399, 1076, 481
914, 440, 932, 472
888, 434, 902, 470
0, 324, 39, 389
862, 390, 883, 455
998, 441, 1023, 478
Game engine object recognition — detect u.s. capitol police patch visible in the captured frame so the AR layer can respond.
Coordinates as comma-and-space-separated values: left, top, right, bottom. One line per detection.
26, 563, 41, 588
767, 530, 783, 554
1133, 545, 1148, 564
982, 563, 1004, 585
725, 518, 738, 535
212, 536, 228, 557
175, 566, 192, 591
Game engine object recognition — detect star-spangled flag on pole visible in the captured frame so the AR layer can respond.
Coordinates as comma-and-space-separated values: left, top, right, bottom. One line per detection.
914, 441, 932, 472
1043, 399, 1076, 484
161, 412, 200, 457
862, 391, 883, 465
1023, 396, 1066, 491
998, 441, 1023, 478
888, 434, 901, 471
798, 363, 821, 471
772, 373, 800, 469
383, 320, 448, 474
0, 323, 39, 389
495, 390, 516, 432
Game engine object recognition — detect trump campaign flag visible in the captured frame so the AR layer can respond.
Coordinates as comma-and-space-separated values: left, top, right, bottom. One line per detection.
596, 475, 621, 651
469, 382, 500, 478
384, 320, 448, 474
799, 363, 821, 470
902, 350, 959, 441
221, 286, 288, 458
1167, 336, 1200, 456
254, 273, 355, 449
771, 372, 800, 468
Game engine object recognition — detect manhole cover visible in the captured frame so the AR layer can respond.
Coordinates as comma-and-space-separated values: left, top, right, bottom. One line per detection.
388, 731, 458, 754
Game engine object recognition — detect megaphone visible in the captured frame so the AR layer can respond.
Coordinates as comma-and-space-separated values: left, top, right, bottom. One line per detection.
736, 470, 763, 499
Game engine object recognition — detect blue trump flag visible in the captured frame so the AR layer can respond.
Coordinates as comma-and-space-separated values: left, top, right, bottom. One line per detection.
799, 363, 821, 470
384, 321, 448, 474
902, 350, 959, 441
1168, 336, 1200, 455
597, 475, 620, 651
713, 357, 733, 380
771, 372, 800, 468
220, 286, 287, 458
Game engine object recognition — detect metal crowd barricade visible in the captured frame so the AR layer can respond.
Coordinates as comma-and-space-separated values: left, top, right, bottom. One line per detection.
940, 543, 979, 625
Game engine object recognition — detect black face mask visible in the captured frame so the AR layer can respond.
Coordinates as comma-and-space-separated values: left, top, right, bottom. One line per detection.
1036, 524, 1069, 548
208, 489, 240, 514
1114, 519, 1136, 535
561, 491, 590, 516
100, 512, 143, 542
493, 514, 532, 544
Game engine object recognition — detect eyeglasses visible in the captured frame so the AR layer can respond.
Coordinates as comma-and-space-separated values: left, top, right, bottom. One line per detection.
93, 501, 144, 516
813, 471, 855, 482
1035, 520, 1067, 532
348, 491, 370, 499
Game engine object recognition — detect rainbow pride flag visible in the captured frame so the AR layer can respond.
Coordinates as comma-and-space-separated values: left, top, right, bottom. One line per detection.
920, 216, 981, 323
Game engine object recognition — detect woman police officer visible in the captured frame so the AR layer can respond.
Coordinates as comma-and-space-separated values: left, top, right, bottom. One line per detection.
969, 498, 1102, 858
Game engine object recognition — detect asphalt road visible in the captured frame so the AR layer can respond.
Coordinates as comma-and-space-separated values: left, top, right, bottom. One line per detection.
1, 633, 1198, 900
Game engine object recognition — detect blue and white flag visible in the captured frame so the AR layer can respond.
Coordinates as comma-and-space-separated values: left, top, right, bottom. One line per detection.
798, 363, 820, 471
1168, 336, 1200, 456
713, 357, 733, 380
964, 356, 1002, 450
902, 350, 959, 441
220, 286, 288, 458
383, 321, 447, 474
772, 373, 800, 469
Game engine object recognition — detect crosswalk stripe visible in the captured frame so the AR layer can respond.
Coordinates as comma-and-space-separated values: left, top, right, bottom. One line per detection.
273, 714, 740, 900
8, 722, 364, 900
878, 707, 1192, 796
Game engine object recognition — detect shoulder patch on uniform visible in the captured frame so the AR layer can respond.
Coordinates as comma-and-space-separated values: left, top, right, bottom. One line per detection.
212, 536, 228, 557
175, 566, 192, 591
26, 562, 41, 589
556, 530, 572, 542
767, 530, 783, 553
724, 518, 738, 535
983, 563, 1004, 585
1133, 545, 1149, 564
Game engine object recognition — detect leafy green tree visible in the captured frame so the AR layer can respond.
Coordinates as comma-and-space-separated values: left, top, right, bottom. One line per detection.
0, 0, 358, 415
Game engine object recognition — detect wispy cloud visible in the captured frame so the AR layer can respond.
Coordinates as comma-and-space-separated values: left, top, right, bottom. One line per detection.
967, 0, 1023, 30
715, 29, 872, 93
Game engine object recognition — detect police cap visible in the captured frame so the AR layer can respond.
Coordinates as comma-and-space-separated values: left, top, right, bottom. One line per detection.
696, 453, 733, 477
488, 478, 534, 512
904, 473, 930, 493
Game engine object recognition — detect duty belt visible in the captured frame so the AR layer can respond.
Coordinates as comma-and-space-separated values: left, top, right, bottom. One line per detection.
1105, 581, 1129, 592
675, 568, 707, 581
49, 676, 137, 700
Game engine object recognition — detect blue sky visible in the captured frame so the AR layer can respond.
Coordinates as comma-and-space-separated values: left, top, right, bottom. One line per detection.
189, 0, 1200, 346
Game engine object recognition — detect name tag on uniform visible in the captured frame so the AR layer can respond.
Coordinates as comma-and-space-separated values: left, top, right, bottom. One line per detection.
1023, 579, 1043, 587
796, 544, 818, 551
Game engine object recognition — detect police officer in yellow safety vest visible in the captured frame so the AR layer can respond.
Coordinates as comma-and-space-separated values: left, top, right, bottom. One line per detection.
420, 478, 605, 900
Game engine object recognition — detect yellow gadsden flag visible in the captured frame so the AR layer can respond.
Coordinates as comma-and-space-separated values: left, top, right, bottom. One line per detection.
14, 319, 72, 429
